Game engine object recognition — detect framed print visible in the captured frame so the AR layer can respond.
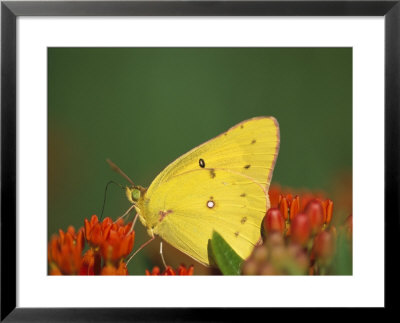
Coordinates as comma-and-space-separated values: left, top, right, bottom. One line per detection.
1, 0, 399, 320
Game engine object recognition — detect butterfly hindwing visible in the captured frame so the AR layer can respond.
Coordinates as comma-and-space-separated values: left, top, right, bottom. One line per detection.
149, 170, 268, 265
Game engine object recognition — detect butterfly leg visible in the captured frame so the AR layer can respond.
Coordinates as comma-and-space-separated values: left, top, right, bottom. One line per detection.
115, 203, 136, 223
160, 241, 168, 270
126, 234, 155, 265
127, 207, 140, 235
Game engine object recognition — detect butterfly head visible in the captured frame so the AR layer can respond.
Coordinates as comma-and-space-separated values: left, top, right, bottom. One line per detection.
125, 185, 147, 204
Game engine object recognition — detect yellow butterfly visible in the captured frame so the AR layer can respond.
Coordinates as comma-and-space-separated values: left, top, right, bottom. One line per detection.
111, 116, 280, 266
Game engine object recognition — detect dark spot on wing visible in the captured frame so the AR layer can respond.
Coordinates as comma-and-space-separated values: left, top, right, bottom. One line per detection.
244, 165, 251, 169
234, 231, 239, 237
251, 139, 256, 144
240, 125, 244, 129
241, 217, 247, 224
209, 168, 216, 178
199, 158, 205, 168
240, 193, 246, 197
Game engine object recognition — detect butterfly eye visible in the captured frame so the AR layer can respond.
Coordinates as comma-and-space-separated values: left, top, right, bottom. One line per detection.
199, 159, 205, 168
131, 188, 141, 202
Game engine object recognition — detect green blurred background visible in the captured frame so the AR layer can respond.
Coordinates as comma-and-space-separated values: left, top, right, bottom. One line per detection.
48, 48, 352, 274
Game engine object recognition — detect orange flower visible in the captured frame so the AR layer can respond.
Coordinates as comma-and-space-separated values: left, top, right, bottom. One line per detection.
84, 215, 135, 265
277, 194, 334, 229
177, 264, 195, 275
145, 265, 194, 276
79, 248, 101, 275
255, 186, 352, 275
49, 215, 134, 275
48, 226, 85, 275
269, 184, 326, 209
100, 221, 135, 264
277, 194, 300, 221
84, 215, 109, 248
146, 266, 161, 275
101, 262, 129, 275
268, 184, 282, 207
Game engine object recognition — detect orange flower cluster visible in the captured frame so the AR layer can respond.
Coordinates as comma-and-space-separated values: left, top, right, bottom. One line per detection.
48, 215, 195, 275
48, 185, 349, 276
48, 226, 84, 275
243, 191, 351, 275
84, 215, 135, 272
48, 215, 135, 275
242, 232, 309, 275
264, 193, 334, 241
145, 265, 194, 276
268, 184, 327, 214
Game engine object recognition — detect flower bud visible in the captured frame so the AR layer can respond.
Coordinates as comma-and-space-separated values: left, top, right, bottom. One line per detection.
252, 245, 269, 263
269, 245, 286, 265
287, 243, 302, 258
290, 213, 311, 245
304, 199, 324, 234
263, 208, 285, 234
312, 231, 335, 264
259, 263, 278, 275
266, 231, 284, 248
242, 260, 259, 275
295, 252, 309, 274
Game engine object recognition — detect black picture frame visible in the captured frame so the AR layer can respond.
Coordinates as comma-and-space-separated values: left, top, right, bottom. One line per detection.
1, 0, 398, 321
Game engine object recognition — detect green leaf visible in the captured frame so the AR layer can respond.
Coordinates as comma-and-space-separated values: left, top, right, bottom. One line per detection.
210, 231, 244, 275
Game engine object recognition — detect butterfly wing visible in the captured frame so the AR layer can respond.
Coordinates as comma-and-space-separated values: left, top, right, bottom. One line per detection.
150, 170, 268, 265
147, 117, 279, 191
141, 117, 280, 265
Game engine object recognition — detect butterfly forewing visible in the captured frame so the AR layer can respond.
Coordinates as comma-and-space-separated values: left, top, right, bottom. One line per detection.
147, 117, 279, 191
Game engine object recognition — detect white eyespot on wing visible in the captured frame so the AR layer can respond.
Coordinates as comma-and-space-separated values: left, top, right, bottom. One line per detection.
207, 200, 215, 208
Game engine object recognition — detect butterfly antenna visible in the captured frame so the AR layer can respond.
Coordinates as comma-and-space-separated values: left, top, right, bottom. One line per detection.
106, 159, 135, 186
99, 180, 123, 221
160, 241, 168, 270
